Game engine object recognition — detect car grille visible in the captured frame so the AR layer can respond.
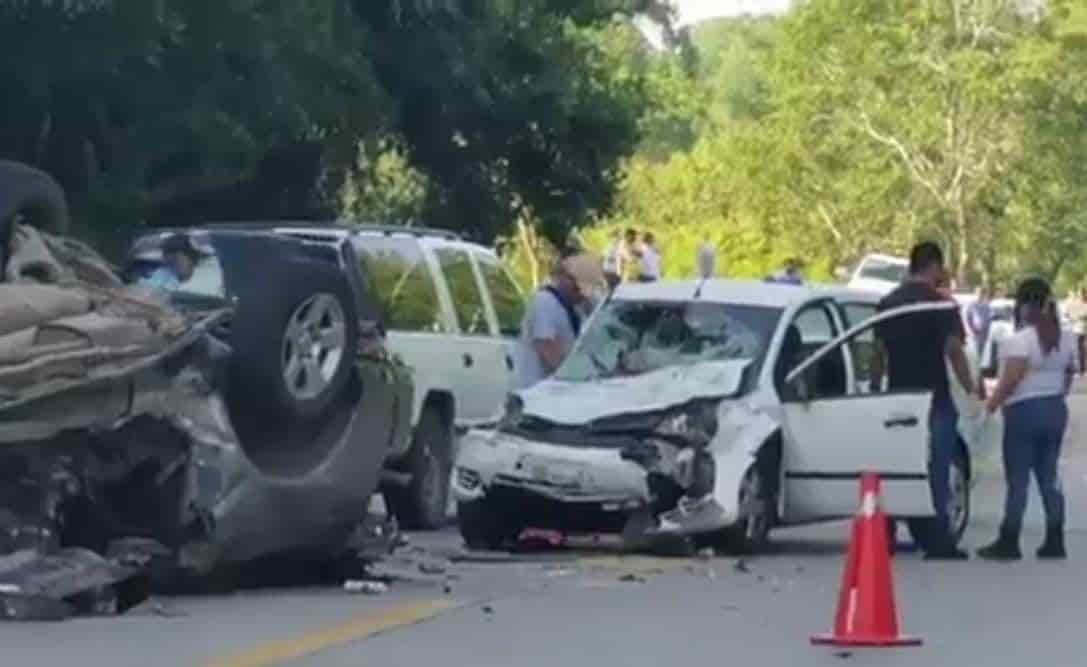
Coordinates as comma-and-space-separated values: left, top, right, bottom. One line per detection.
507, 420, 642, 449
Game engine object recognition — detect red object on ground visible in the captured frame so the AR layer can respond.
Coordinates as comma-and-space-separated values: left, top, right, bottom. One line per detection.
518, 528, 564, 548
811, 472, 922, 647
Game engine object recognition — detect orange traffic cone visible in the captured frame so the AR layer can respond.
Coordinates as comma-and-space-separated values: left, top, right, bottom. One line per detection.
811, 472, 922, 647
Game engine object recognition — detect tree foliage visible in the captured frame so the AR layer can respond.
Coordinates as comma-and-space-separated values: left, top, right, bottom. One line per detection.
587, 0, 1087, 292
0, 0, 672, 250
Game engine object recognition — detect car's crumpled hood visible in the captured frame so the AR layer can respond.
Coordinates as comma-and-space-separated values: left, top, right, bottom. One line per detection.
518, 359, 752, 426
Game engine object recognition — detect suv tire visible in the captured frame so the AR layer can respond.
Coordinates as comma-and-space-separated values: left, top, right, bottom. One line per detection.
229, 261, 359, 422
0, 161, 70, 276
384, 406, 452, 530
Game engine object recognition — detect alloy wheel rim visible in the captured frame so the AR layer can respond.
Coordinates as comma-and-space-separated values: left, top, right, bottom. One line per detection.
281, 293, 347, 401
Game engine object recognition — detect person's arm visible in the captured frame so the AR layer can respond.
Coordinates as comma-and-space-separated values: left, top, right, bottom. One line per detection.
529, 293, 568, 374
986, 357, 1028, 413
534, 339, 566, 373
965, 305, 980, 335
985, 333, 1030, 413
946, 335, 976, 397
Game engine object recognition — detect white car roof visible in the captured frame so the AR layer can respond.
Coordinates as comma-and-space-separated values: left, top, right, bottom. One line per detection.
610, 279, 882, 309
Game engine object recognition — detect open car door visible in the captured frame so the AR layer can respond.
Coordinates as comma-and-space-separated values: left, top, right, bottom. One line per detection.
779, 301, 959, 521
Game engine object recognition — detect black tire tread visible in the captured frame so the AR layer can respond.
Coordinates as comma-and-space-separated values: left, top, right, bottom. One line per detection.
384, 406, 452, 530
228, 261, 359, 422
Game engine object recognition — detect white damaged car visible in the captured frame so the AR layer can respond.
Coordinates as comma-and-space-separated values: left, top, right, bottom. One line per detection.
453, 280, 987, 554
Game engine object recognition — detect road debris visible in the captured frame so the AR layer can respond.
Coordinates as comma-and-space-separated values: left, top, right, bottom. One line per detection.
543, 566, 577, 578
0, 544, 158, 622
618, 573, 647, 583
696, 547, 716, 560
481, 604, 495, 615
418, 560, 449, 575
733, 559, 751, 573
343, 580, 388, 595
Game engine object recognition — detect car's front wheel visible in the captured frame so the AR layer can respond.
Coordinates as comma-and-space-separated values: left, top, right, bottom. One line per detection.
907, 449, 971, 550
718, 462, 776, 554
457, 498, 517, 551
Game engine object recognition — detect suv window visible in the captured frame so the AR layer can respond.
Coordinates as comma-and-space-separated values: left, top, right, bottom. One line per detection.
476, 253, 524, 337
435, 248, 490, 335
842, 302, 879, 394
354, 236, 446, 333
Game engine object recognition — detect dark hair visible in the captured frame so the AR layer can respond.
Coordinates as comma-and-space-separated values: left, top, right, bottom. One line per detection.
908, 241, 944, 275
162, 234, 200, 260
1014, 277, 1060, 354
644, 232, 655, 244
624, 228, 637, 239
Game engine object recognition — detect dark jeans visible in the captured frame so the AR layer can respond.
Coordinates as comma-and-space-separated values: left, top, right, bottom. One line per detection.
928, 395, 959, 542
1000, 396, 1068, 536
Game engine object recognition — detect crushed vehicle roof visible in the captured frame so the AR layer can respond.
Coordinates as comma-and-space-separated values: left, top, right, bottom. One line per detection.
610, 279, 884, 308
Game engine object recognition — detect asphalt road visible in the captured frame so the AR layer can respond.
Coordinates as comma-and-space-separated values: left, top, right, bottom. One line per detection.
7, 391, 1087, 667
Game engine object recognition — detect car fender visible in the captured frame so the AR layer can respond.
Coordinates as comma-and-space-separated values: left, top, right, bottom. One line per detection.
708, 401, 781, 523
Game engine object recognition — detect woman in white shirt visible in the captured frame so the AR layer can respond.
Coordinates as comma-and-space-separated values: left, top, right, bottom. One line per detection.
978, 278, 1076, 561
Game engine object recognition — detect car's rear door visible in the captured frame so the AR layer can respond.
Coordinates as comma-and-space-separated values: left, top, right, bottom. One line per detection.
780, 302, 950, 521
472, 250, 524, 394
429, 243, 510, 425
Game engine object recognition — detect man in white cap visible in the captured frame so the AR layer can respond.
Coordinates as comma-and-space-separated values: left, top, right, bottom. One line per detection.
511, 253, 605, 390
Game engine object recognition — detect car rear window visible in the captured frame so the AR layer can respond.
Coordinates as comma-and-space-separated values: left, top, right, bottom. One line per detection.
476, 253, 524, 337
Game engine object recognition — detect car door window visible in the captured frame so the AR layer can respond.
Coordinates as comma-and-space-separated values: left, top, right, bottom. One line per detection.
354, 237, 447, 333
476, 253, 524, 337
778, 303, 847, 400
842, 303, 879, 394
435, 248, 490, 336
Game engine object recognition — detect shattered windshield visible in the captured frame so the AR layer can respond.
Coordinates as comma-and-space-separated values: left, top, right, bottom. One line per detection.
553, 299, 782, 383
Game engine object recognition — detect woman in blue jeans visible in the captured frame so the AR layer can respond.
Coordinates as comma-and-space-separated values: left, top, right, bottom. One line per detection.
979, 278, 1077, 561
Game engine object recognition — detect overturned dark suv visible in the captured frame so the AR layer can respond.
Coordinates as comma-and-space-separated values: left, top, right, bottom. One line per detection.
0, 162, 412, 605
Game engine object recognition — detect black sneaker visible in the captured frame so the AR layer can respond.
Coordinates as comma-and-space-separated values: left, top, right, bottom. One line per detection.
978, 538, 1022, 561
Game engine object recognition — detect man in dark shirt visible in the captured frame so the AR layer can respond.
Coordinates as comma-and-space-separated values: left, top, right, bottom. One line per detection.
872, 241, 976, 560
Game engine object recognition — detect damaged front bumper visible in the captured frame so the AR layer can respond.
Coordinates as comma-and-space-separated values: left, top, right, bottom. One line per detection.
453, 428, 741, 540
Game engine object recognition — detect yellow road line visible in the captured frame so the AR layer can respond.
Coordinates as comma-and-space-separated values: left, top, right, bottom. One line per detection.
203, 599, 457, 667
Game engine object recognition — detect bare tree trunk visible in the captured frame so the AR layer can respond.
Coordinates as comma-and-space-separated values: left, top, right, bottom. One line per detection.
517, 217, 540, 289
954, 203, 970, 287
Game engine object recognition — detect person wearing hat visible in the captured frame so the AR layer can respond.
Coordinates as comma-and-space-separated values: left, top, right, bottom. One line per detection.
139, 233, 200, 294
511, 253, 605, 391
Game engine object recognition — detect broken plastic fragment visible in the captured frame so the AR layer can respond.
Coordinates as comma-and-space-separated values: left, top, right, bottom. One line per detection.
343, 580, 388, 595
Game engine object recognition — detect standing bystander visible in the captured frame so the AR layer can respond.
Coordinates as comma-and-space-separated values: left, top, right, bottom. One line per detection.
1062, 287, 1087, 375
511, 253, 605, 391
978, 278, 1076, 561
966, 286, 994, 357
871, 241, 978, 560
637, 232, 661, 282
